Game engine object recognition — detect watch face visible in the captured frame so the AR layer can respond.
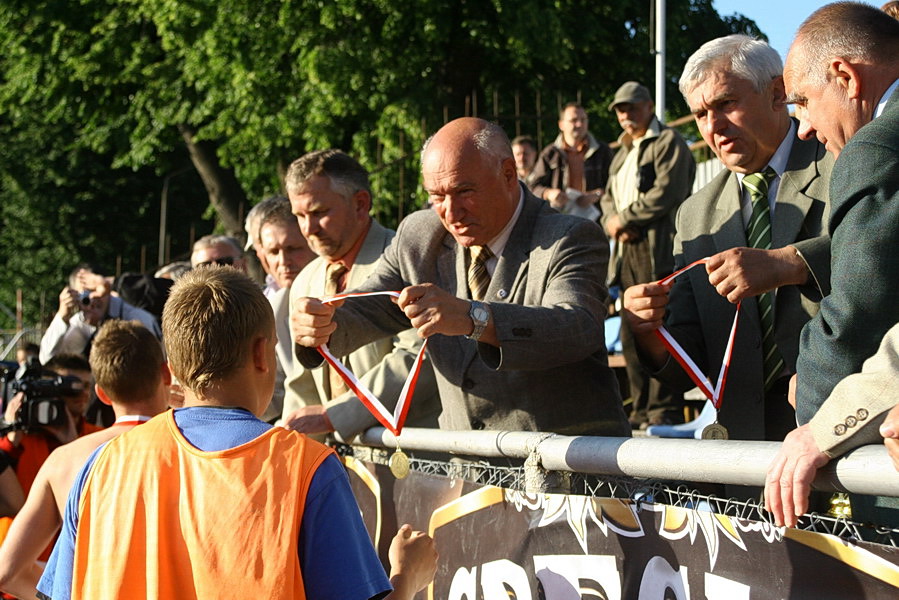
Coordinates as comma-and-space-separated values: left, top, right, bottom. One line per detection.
472, 306, 489, 322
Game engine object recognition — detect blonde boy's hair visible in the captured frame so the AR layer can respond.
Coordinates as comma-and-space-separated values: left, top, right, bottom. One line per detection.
89, 320, 164, 402
162, 267, 274, 393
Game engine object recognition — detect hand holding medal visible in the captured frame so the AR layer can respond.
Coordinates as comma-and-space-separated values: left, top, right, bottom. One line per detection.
317, 291, 427, 478
652, 258, 741, 440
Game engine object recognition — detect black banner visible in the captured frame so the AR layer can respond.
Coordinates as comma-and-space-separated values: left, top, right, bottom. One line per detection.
345, 457, 899, 599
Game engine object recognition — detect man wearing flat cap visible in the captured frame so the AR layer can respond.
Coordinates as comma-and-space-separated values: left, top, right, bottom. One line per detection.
600, 81, 695, 429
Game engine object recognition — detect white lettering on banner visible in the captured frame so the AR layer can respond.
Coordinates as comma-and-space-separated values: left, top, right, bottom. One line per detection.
447, 555, 753, 599
704, 572, 750, 599
638, 557, 690, 599
447, 565, 478, 600
533, 555, 621, 599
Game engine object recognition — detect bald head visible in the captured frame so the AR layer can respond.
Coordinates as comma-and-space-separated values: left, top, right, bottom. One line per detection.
421, 118, 519, 248
784, 1, 899, 155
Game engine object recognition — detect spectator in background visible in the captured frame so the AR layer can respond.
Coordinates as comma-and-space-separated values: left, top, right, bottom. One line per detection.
253, 196, 317, 424
190, 234, 246, 271
280, 150, 439, 439
244, 196, 314, 297
38, 266, 162, 365
511, 135, 538, 187
601, 81, 696, 429
622, 35, 832, 446
0, 320, 170, 599
530, 102, 613, 220
291, 119, 629, 437
257, 197, 317, 293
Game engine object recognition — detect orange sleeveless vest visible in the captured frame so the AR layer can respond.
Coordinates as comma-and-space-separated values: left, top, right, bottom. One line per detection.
71, 411, 332, 600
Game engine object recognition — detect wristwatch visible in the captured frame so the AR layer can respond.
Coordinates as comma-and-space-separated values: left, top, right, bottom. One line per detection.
466, 301, 490, 341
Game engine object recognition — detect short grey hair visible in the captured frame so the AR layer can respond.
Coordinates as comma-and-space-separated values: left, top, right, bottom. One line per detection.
679, 35, 783, 99
284, 149, 370, 201
420, 120, 512, 168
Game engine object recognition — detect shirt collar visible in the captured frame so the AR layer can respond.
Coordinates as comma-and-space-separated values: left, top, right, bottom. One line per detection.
736, 120, 795, 185
483, 185, 525, 259
875, 79, 899, 119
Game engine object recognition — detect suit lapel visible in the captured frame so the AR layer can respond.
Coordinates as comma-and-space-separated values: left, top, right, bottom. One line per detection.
711, 172, 748, 252
772, 135, 820, 249
491, 191, 541, 303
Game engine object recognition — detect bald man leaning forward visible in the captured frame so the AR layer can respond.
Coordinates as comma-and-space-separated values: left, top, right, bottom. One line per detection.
290, 118, 629, 438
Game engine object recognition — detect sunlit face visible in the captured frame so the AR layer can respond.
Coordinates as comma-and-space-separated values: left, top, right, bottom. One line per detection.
511, 142, 536, 178
289, 174, 370, 262
57, 368, 93, 418
686, 70, 787, 173
784, 48, 860, 158
259, 221, 315, 288
422, 141, 519, 248
614, 100, 655, 138
559, 106, 588, 146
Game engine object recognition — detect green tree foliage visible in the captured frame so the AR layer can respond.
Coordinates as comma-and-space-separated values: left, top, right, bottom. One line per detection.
0, 0, 761, 330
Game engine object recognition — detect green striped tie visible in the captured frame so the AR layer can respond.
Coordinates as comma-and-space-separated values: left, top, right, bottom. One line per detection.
468, 245, 493, 301
744, 168, 785, 391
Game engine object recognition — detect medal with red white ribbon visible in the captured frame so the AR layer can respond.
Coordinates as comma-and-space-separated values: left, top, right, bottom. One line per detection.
317, 290, 426, 477
653, 258, 739, 439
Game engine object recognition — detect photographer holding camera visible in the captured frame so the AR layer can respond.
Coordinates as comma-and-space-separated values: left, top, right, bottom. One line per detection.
38, 265, 162, 365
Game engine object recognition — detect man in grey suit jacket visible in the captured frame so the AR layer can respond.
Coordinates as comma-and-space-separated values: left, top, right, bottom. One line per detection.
291, 119, 630, 437
764, 3, 899, 528
622, 35, 833, 444
279, 150, 440, 440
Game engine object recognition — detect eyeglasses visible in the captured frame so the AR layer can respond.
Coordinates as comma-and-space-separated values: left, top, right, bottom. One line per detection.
196, 256, 236, 268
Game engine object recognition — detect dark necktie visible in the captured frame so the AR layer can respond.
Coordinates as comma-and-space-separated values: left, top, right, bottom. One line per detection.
468, 245, 493, 301
744, 168, 785, 391
324, 263, 349, 398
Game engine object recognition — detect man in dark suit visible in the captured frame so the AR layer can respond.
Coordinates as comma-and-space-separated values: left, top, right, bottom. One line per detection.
764, 2, 899, 528
622, 35, 833, 444
291, 118, 630, 437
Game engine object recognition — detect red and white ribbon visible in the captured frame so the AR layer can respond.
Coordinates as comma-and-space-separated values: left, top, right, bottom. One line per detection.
317, 291, 427, 436
653, 258, 740, 410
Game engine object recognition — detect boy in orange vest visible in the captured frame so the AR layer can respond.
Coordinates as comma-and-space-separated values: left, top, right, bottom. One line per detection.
37, 267, 435, 600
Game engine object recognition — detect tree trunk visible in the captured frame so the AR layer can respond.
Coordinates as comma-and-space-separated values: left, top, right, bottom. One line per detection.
178, 124, 246, 238
179, 124, 265, 284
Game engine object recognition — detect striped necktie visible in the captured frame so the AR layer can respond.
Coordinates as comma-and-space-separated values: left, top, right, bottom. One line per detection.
325, 263, 349, 398
468, 245, 493, 301
744, 168, 785, 391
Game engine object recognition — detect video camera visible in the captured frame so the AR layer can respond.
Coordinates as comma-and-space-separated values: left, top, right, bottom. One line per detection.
1, 358, 85, 434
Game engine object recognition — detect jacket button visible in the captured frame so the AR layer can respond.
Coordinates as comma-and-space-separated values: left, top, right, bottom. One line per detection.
462, 378, 474, 390
834, 423, 847, 436
857, 409, 869, 420
470, 419, 485, 430
845, 415, 858, 428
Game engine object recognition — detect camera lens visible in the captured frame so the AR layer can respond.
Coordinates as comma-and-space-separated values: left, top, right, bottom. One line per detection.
79, 290, 92, 306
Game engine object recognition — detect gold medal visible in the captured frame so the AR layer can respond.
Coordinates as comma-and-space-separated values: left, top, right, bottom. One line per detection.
389, 449, 410, 479
701, 422, 729, 440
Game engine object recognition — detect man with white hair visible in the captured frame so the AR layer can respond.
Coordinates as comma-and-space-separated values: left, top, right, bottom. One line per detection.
622, 35, 833, 445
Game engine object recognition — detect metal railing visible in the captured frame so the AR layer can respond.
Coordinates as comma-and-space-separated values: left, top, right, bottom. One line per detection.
356, 426, 899, 498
